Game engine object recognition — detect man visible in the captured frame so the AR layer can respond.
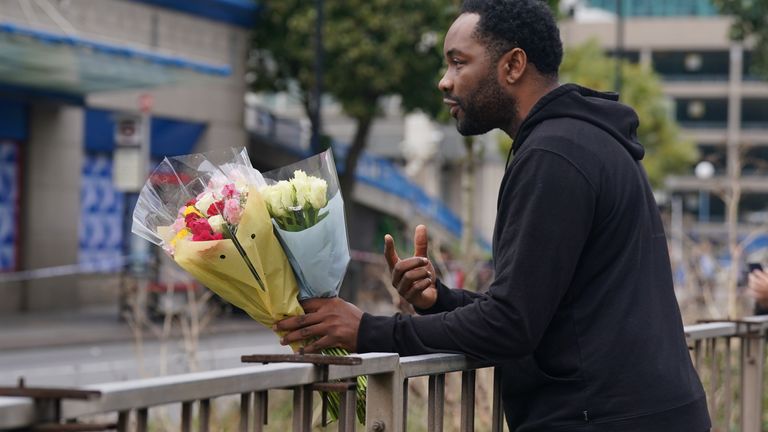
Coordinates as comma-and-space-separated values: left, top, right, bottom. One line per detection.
748, 266, 768, 314
276, 0, 711, 429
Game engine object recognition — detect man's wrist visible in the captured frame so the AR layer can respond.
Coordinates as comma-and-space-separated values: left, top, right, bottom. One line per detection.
414, 279, 449, 315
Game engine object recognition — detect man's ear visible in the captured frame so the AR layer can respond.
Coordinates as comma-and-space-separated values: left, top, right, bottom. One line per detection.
500, 48, 527, 85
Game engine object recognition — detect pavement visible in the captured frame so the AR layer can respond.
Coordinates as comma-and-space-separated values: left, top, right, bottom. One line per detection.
0, 305, 266, 351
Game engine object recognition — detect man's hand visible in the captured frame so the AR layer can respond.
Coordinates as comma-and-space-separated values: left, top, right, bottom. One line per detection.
384, 224, 437, 310
275, 297, 363, 353
748, 269, 768, 309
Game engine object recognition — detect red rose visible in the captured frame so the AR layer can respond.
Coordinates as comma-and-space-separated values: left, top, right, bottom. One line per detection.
192, 231, 224, 241
184, 212, 201, 225
189, 218, 212, 236
207, 201, 224, 216
185, 198, 197, 206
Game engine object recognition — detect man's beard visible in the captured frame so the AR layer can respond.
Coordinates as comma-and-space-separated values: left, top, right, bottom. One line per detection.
452, 73, 517, 136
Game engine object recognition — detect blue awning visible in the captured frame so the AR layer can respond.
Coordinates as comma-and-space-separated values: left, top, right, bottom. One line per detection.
130, 0, 260, 28
0, 99, 27, 141
85, 109, 206, 158
0, 22, 231, 95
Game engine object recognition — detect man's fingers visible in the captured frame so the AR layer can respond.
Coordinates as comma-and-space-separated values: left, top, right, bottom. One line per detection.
400, 267, 432, 287
280, 323, 324, 346
414, 225, 428, 258
303, 336, 335, 354
392, 257, 430, 286
384, 234, 400, 272
300, 298, 329, 313
400, 277, 432, 301
274, 312, 321, 332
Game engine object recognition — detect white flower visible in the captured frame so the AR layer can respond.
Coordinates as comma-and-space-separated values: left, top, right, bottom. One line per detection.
308, 177, 328, 209
276, 180, 296, 210
260, 183, 294, 217
208, 215, 226, 233
195, 192, 216, 214
291, 170, 312, 207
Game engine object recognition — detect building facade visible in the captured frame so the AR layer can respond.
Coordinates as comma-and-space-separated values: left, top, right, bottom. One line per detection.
0, 0, 255, 313
562, 0, 768, 231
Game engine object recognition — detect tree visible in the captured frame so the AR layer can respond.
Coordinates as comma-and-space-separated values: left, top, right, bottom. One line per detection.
500, 40, 697, 188
249, 1, 455, 198
713, 0, 768, 78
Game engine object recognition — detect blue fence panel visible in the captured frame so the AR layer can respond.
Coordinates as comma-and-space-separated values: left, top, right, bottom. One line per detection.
79, 153, 125, 272
0, 141, 18, 271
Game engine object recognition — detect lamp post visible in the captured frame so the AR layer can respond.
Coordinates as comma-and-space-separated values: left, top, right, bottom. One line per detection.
311, 0, 324, 154
615, 0, 625, 93
695, 161, 715, 223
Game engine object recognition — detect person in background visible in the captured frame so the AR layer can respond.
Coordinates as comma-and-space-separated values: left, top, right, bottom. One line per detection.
276, 0, 711, 429
747, 267, 768, 315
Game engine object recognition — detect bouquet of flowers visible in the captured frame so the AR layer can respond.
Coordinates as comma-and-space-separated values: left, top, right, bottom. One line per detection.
260, 151, 350, 300
131, 148, 365, 423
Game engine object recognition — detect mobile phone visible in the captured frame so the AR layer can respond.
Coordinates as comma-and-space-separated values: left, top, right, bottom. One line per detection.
748, 262, 763, 273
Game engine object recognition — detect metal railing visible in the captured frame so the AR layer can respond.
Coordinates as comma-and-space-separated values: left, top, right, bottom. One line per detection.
2, 316, 768, 432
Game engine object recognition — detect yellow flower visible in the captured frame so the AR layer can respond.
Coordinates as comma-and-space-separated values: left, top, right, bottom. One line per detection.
183, 206, 202, 217
170, 228, 191, 247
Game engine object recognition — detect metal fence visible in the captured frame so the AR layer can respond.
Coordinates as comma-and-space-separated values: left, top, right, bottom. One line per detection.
2, 316, 768, 432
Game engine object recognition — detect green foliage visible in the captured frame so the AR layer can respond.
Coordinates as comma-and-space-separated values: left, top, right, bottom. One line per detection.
558, 40, 697, 188
713, 0, 768, 78
249, 1, 456, 121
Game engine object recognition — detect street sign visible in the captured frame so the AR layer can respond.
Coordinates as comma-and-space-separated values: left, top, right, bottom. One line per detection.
113, 114, 145, 192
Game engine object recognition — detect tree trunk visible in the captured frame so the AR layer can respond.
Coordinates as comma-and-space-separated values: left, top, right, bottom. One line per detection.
339, 114, 374, 201
725, 42, 744, 319
725, 178, 742, 319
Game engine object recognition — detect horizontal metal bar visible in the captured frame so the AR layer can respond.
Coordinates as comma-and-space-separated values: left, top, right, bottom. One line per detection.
242, 354, 363, 366
400, 354, 493, 378
60, 363, 318, 419
0, 388, 101, 400
327, 353, 400, 381
740, 315, 768, 328
685, 322, 737, 340
0, 398, 35, 429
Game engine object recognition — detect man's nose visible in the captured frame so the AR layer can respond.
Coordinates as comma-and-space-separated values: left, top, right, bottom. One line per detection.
438, 73, 452, 93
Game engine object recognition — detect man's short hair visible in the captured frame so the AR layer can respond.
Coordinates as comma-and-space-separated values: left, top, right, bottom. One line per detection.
461, 0, 563, 78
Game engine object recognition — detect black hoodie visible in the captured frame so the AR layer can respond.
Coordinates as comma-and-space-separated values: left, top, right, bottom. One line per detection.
357, 84, 710, 431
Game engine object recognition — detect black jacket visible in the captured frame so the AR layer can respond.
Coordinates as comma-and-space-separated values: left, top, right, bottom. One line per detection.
357, 84, 710, 431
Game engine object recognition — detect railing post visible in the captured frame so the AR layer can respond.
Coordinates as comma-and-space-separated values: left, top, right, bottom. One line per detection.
491, 367, 504, 432
292, 385, 313, 432
460, 370, 476, 432
240, 393, 251, 432
366, 368, 404, 432
181, 401, 193, 432
427, 374, 445, 432
116, 411, 129, 432
338, 382, 357, 432
199, 399, 210, 432
136, 408, 148, 432
740, 325, 765, 432
252, 392, 266, 432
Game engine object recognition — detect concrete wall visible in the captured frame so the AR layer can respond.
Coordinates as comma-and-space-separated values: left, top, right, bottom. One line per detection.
20, 103, 84, 311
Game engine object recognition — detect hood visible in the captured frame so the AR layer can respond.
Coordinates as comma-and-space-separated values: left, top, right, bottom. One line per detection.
511, 83, 645, 161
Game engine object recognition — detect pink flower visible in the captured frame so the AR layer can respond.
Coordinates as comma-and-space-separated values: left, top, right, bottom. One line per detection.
223, 199, 242, 224
221, 183, 238, 198
171, 217, 185, 233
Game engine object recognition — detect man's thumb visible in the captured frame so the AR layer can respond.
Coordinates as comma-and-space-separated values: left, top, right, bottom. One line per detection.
384, 234, 400, 271
414, 225, 428, 258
